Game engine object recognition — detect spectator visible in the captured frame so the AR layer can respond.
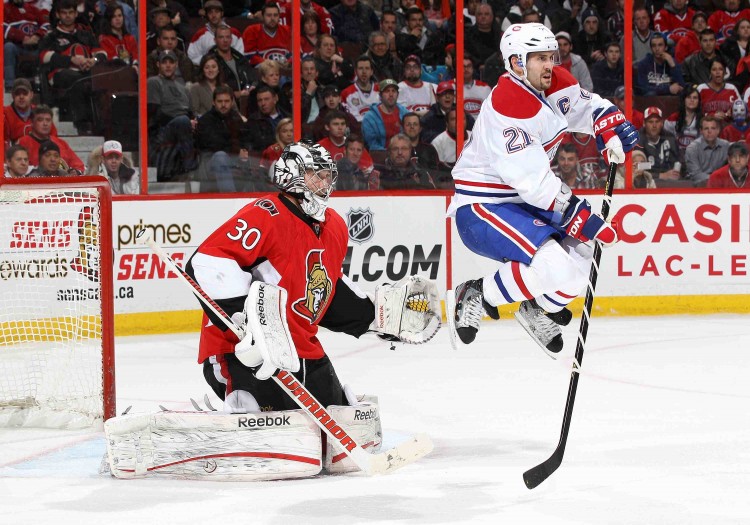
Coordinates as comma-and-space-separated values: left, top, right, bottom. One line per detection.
39, 0, 107, 135
553, 143, 598, 188
557, 0, 584, 37
462, 56, 491, 119
188, 0, 243, 66
481, 51, 506, 88
697, 58, 741, 120
398, 55, 437, 116
4, 144, 30, 178
4, 79, 58, 144
380, 9, 399, 58
607, 0, 626, 41
145, 8, 186, 55
685, 115, 730, 185
256, 59, 291, 114
318, 110, 375, 172
277, 0, 333, 35
708, 140, 749, 188
635, 34, 685, 95
336, 134, 378, 190
146, 25, 194, 82
631, 8, 656, 63
366, 31, 404, 83
708, 0, 750, 43
421, 81, 475, 144
423, 0, 450, 29
664, 86, 703, 161
402, 112, 439, 170
683, 30, 726, 86
654, 0, 695, 46
430, 108, 464, 173
561, 131, 606, 181
18, 105, 84, 173
243, 2, 291, 67
313, 33, 354, 90
301, 10, 323, 56
501, 0, 552, 31
556, 31, 594, 92
590, 42, 623, 96
4, 0, 46, 91
246, 84, 289, 151
147, 49, 197, 182
341, 56, 380, 123
260, 117, 294, 175
720, 99, 750, 141
98, 1, 138, 37
301, 57, 322, 123
630, 149, 658, 188
395, 6, 445, 66
209, 24, 256, 103
675, 12, 709, 63
638, 106, 682, 180
722, 18, 750, 88
613, 85, 643, 129
98, 3, 138, 67
87, 140, 140, 195
465, 3, 503, 66
189, 55, 226, 118
363, 79, 409, 151
329, 0, 378, 47
147, 1, 190, 43
573, 8, 610, 65
376, 133, 435, 189
310, 84, 360, 140
27, 141, 69, 178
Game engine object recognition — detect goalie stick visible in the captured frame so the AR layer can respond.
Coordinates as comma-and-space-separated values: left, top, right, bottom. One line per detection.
523, 162, 618, 489
136, 229, 433, 476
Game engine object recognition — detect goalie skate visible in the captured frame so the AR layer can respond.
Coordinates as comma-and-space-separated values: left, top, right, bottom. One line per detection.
446, 279, 499, 350
514, 299, 568, 359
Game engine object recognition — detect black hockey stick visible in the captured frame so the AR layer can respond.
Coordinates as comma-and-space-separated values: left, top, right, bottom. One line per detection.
523, 161, 618, 489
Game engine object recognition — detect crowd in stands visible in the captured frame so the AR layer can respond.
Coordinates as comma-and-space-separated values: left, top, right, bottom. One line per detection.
3, 0, 749, 191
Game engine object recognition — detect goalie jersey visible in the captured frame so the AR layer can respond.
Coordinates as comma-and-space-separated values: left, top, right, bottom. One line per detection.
448, 67, 613, 217
187, 194, 351, 363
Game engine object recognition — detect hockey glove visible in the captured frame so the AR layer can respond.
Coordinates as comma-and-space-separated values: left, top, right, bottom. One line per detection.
370, 275, 441, 344
561, 195, 618, 246
593, 106, 639, 165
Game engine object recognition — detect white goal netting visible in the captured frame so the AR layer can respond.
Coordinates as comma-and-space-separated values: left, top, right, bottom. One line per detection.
0, 183, 113, 429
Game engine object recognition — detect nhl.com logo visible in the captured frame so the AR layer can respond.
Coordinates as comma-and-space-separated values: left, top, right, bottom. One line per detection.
346, 208, 374, 244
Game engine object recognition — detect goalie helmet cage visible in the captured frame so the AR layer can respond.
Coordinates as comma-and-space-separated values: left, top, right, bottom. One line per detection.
0, 177, 115, 429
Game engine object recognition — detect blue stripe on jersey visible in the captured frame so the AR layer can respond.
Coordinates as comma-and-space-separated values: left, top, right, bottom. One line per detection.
494, 272, 514, 303
456, 189, 520, 198
543, 294, 566, 308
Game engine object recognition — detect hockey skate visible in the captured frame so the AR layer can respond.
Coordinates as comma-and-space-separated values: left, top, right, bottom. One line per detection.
514, 299, 571, 359
446, 279, 499, 350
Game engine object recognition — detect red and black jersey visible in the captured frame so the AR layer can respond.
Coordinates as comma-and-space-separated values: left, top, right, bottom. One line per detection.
39, 25, 105, 81
188, 194, 349, 363
3, 2, 48, 44
99, 33, 138, 65
242, 24, 292, 66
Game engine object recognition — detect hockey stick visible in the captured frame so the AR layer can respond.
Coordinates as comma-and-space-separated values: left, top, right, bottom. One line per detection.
136, 229, 433, 476
523, 161, 618, 489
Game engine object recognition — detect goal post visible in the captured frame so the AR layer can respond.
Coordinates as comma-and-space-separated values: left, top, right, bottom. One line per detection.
0, 176, 115, 428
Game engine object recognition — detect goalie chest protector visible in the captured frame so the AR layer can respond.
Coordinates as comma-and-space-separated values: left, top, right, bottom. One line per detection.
195, 194, 348, 361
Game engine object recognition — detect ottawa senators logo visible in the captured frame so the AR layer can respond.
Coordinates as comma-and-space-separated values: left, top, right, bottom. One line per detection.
292, 249, 332, 324
69, 206, 99, 282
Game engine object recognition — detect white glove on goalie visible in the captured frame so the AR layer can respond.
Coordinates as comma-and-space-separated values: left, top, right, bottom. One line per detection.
234, 281, 299, 380
369, 275, 441, 344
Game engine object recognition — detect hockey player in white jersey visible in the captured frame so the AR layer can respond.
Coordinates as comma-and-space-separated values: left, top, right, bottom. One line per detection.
445, 23, 638, 356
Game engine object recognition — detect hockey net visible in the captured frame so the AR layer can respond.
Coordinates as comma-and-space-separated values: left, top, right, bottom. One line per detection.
0, 177, 115, 429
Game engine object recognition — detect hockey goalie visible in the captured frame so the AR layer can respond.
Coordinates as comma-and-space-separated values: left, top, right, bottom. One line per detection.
104, 141, 440, 480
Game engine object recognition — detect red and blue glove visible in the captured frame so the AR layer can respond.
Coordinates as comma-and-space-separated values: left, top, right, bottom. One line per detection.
593, 107, 639, 165
561, 195, 619, 246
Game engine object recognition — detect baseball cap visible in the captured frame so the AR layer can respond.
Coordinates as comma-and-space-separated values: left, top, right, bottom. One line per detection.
436, 81, 455, 95
321, 84, 340, 97
38, 140, 60, 157
379, 78, 399, 92
555, 31, 572, 43
157, 49, 177, 62
728, 141, 749, 156
404, 54, 421, 66
203, 0, 224, 11
614, 85, 626, 99
103, 140, 123, 157
151, 7, 170, 16
644, 106, 663, 120
12, 78, 32, 95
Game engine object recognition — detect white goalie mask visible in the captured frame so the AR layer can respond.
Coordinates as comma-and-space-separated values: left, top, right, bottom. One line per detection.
501, 23, 559, 87
273, 141, 338, 221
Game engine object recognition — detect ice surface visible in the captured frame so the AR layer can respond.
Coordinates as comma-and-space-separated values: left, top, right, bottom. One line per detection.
1, 316, 749, 524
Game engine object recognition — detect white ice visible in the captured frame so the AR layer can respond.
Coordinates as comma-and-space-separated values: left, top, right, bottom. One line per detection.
1, 315, 749, 524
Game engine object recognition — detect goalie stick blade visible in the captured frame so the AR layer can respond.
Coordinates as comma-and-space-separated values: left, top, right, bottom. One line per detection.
523, 451, 562, 489
368, 433, 434, 475
445, 291, 460, 351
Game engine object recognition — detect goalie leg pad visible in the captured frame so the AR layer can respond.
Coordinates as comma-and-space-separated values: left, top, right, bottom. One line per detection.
105, 409, 321, 481
324, 396, 382, 474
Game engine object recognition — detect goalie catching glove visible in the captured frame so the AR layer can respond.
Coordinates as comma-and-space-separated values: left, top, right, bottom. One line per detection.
370, 275, 441, 344
234, 281, 299, 380
593, 106, 639, 165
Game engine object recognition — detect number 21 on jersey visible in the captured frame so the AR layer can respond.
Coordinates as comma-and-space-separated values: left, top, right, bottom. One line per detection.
503, 127, 532, 153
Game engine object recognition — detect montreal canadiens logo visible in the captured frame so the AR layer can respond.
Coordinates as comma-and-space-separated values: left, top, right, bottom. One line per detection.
557, 97, 570, 115
346, 208, 374, 244
533, 219, 546, 227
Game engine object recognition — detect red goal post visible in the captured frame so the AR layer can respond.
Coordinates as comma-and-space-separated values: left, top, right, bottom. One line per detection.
0, 177, 115, 428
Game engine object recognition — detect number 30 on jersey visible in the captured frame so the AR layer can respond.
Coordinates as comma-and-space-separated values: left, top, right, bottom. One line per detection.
227, 219, 261, 251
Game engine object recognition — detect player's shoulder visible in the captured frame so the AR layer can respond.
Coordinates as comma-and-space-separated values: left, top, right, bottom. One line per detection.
324, 207, 348, 234
236, 194, 286, 223
546, 67, 580, 96
242, 23, 260, 37
490, 74, 542, 119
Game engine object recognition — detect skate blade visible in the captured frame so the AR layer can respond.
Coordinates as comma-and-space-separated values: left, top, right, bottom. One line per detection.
445, 290, 461, 351
513, 312, 558, 360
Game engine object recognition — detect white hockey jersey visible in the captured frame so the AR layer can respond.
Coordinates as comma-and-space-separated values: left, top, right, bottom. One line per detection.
448, 68, 613, 217
341, 82, 380, 122
397, 80, 437, 115
463, 80, 492, 118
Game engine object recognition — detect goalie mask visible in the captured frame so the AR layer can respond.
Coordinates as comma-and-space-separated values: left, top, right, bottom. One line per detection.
273, 142, 338, 221
501, 23, 559, 89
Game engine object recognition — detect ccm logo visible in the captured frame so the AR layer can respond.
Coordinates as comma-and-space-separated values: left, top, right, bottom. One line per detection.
594, 113, 625, 133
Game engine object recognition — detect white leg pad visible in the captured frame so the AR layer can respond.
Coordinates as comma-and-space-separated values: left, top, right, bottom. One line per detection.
324, 396, 382, 474
105, 409, 322, 481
